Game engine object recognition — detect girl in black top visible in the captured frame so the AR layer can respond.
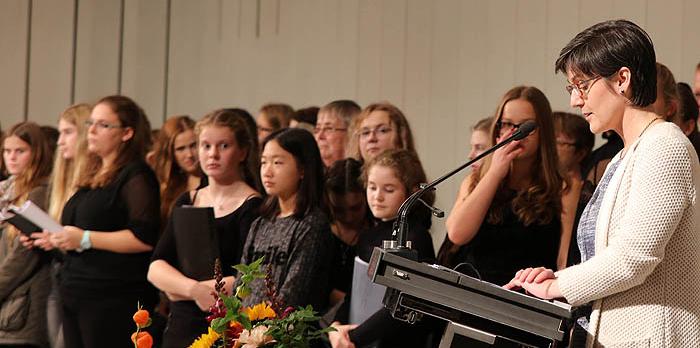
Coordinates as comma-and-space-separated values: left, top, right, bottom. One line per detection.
148, 109, 261, 348
48, 96, 160, 348
330, 149, 437, 348
445, 86, 563, 286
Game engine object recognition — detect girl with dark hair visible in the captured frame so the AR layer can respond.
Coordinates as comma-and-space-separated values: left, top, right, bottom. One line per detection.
48, 95, 161, 348
236, 128, 333, 311
324, 158, 371, 307
507, 20, 700, 347
446, 86, 563, 286
148, 109, 262, 348
0, 122, 53, 347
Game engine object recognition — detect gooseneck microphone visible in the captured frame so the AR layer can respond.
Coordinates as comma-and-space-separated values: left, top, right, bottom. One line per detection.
385, 120, 538, 258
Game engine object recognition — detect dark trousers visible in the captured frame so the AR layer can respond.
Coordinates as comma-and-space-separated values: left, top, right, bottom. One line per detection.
61, 290, 156, 348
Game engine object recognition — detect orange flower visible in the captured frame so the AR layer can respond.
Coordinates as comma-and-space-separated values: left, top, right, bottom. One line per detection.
133, 309, 150, 328
131, 331, 153, 348
242, 303, 276, 321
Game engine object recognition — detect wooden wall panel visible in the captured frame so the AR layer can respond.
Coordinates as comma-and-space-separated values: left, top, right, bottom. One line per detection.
121, 0, 168, 127
26, 0, 75, 126
355, 0, 383, 106
73, 0, 122, 105
545, 0, 580, 113
0, 0, 30, 127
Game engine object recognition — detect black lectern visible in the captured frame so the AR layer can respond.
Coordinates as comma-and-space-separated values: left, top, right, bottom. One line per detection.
369, 247, 572, 348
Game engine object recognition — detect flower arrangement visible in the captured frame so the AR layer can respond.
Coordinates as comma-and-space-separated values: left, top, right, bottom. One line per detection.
189, 257, 333, 348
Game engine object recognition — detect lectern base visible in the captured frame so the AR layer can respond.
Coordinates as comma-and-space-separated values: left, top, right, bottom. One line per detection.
440, 322, 548, 348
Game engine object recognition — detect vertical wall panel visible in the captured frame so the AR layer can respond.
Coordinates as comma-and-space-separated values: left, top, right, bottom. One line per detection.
0, 0, 30, 126
545, 0, 580, 113
646, 0, 683, 73
74, 0, 122, 105
514, 0, 548, 90
355, 0, 382, 105
121, 0, 168, 127
681, 0, 700, 85
26, 0, 75, 125
402, 0, 432, 143
485, 1, 517, 105
425, 0, 463, 248
378, 0, 407, 106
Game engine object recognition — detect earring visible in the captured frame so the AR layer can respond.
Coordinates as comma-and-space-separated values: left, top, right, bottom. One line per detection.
620, 89, 624, 94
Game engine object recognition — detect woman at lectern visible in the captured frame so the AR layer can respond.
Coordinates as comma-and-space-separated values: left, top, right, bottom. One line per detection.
148, 109, 262, 348
444, 86, 563, 286
506, 20, 700, 347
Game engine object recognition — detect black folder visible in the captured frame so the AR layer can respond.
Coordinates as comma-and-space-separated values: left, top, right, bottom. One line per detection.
172, 206, 219, 281
5, 213, 42, 236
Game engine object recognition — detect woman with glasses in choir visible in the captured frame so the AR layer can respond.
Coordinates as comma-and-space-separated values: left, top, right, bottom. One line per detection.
506, 20, 700, 347
48, 95, 160, 348
347, 102, 416, 163
445, 86, 563, 286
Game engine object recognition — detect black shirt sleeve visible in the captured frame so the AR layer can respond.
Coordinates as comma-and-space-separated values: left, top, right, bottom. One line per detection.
120, 169, 161, 246
151, 192, 192, 264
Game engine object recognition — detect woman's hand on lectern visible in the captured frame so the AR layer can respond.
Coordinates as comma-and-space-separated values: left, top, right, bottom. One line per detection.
504, 267, 562, 300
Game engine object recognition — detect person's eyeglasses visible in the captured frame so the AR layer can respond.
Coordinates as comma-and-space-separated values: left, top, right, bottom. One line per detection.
565, 76, 602, 99
556, 140, 577, 147
257, 126, 274, 133
85, 119, 123, 130
496, 120, 535, 135
313, 126, 347, 135
357, 125, 393, 139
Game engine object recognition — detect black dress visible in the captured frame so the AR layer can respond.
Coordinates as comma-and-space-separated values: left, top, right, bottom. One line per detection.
345, 216, 441, 348
152, 190, 261, 348
59, 161, 160, 348
457, 191, 561, 286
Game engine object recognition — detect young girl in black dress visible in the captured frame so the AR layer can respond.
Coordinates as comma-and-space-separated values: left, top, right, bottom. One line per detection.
148, 109, 261, 348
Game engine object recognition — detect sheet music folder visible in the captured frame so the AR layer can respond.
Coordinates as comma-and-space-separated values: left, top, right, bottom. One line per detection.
172, 206, 219, 281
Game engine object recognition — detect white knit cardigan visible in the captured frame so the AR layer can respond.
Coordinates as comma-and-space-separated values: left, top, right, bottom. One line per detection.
556, 122, 700, 347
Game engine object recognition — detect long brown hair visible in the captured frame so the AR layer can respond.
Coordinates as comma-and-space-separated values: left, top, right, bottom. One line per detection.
347, 102, 416, 161
48, 104, 91, 219
472, 86, 562, 226
195, 109, 260, 191
2, 122, 53, 241
77, 95, 151, 188
151, 115, 202, 220
3, 122, 53, 204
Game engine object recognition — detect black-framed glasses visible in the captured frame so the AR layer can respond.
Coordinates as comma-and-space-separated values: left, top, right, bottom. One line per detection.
496, 120, 535, 135
565, 76, 602, 99
313, 126, 347, 135
556, 140, 577, 147
85, 119, 123, 130
357, 125, 393, 139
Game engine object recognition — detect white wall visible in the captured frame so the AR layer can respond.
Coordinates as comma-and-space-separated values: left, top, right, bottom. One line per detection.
2, 0, 699, 249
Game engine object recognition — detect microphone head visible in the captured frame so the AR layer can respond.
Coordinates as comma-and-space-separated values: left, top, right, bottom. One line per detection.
513, 120, 538, 140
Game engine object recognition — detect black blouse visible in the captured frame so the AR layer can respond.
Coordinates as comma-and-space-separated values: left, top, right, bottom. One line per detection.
152, 191, 262, 278
60, 161, 160, 297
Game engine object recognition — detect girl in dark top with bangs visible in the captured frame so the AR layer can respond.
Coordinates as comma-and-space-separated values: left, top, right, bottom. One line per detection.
148, 109, 262, 348
48, 95, 160, 348
236, 128, 333, 312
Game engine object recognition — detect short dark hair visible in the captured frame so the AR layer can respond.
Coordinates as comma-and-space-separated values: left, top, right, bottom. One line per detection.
677, 82, 699, 123
553, 112, 595, 157
259, 128, 325, 219
555, 19, 657, 107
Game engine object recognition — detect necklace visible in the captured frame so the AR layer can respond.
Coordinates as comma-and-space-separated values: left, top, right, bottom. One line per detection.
620, 116, 662, 159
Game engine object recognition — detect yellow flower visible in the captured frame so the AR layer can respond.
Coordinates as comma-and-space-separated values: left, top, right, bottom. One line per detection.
242, 302, 276, 321
188, 327, 220, 348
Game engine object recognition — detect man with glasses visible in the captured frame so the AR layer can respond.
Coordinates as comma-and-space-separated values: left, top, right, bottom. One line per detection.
314, 100, 361, 167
